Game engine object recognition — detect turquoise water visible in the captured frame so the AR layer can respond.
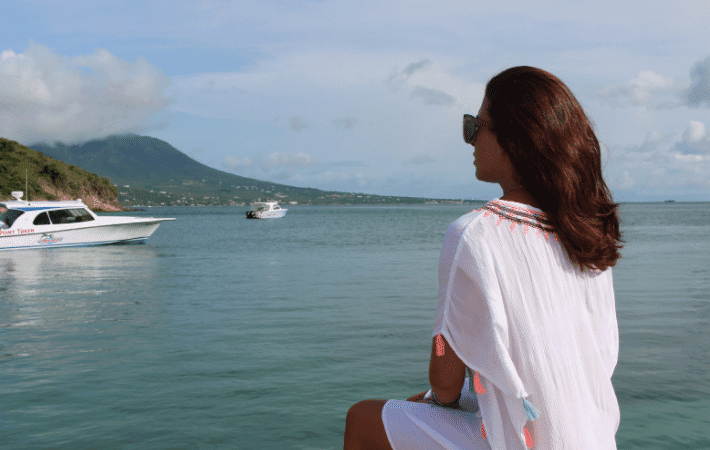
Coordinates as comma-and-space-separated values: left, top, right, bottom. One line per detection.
1, 203, 708, 449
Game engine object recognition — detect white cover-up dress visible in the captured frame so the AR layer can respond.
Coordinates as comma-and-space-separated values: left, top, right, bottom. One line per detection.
382, 199, 620, 450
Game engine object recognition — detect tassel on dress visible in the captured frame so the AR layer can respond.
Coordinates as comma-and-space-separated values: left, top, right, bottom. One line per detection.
522, 398, 539, 421
466, 367, 476, 393
436, 333, 445, 356
473, 371, 486, 394
524, 426, 533, 448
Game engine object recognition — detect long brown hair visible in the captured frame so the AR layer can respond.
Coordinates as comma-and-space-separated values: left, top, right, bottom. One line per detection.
485, 66, 622, 271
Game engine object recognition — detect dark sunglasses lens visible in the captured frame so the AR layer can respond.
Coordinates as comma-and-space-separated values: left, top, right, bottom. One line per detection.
463, 116, 477, 143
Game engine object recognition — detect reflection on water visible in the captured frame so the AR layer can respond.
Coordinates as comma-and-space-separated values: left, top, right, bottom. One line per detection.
0, 246, 160, 329
1, 245, 168, 412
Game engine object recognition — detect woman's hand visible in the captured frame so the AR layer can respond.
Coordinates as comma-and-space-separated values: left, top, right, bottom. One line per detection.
407, 391, 429, 402
406, 390, 461, 409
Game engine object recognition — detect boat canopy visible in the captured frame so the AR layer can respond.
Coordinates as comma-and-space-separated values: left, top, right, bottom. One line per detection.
0, 199, 86, 212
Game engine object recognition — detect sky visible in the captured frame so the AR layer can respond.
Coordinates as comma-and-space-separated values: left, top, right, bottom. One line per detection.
1, 0, 710, 201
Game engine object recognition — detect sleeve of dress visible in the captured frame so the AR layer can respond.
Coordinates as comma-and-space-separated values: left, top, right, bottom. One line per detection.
432, 214, 537, 450
432, 222, 529, 400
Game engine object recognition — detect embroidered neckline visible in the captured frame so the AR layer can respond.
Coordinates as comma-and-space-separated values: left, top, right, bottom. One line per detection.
481, 200, 554, 232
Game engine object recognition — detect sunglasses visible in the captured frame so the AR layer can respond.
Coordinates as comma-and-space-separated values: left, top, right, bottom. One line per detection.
463, 114, 489, 144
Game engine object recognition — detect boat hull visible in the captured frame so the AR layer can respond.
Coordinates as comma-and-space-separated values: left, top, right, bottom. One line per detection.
0, 218, 173, 251
246, 210, 287, 219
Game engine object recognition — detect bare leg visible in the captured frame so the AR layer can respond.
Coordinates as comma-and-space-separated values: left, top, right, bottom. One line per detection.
344, 399, 393, 450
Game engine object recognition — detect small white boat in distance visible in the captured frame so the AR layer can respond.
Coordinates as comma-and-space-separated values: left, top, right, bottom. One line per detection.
245, 201, 287, 219
0, 191, 175, 251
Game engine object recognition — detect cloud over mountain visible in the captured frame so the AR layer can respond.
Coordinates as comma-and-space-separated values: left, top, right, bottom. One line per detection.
263, 152, 316, 168
0, 43, 172, 145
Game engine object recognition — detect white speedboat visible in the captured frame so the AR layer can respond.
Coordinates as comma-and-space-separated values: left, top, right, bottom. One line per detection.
245, 201, 287, 219
0, 191, 175, 251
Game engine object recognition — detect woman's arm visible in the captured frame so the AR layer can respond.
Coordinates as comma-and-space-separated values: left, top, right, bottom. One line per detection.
429, 334, 466, 404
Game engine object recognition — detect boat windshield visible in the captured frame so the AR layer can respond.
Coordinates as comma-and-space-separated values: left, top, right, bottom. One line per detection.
48, 208, 95, 224
0, 209, 24, 229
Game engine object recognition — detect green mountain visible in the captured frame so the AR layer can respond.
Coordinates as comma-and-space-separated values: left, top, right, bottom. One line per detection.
31, 134, 257, 189
0, 138, 122, 211
29, 134, 448, 206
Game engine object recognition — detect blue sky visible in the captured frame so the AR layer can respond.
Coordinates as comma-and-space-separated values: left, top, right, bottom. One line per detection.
1, 0, 710, 201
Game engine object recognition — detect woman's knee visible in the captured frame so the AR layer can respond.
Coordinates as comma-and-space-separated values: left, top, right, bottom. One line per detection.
345, 400, 369, 430
344, 400, 391, 449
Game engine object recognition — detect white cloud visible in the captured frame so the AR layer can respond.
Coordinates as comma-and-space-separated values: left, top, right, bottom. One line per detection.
674, 120, 710, 155
609, 121, 710, 196
597, 70, 682, 107
688, 56, 710, 107
624, 130, 668, 158
0, 42, 172, 145
223, 155, 252, 169
683, 120, 705, 143
598, 55, 710, 109
289, 116, 309, 132
410, 85, 455, 106
387, 59, 431, 92
384, 59, 457, 107
674, 154, 709, 162
332, 117, 358, 130
407, 154, 437, 165
613, 171, 636, 190
263, 152, 316, 168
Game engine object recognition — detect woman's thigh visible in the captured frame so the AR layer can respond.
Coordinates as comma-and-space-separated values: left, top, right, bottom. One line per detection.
344, 399, 392, 450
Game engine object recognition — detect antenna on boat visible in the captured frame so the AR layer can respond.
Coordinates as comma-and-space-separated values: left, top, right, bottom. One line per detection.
26, 169, 29, 201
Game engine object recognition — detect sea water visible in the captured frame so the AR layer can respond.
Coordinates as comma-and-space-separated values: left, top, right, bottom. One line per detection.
1, 203, 708, 449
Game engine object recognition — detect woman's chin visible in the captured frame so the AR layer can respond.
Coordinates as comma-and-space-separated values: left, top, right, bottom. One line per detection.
474, 170, 494, 183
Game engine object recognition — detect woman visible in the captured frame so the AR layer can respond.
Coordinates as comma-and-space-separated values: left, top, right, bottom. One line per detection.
344, 66, 622, 450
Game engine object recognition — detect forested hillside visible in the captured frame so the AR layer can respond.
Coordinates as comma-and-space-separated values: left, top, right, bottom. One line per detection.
0, 138, 122, 211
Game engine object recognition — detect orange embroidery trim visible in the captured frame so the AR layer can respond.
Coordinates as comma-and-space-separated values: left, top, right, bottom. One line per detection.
482, 201, 554, 234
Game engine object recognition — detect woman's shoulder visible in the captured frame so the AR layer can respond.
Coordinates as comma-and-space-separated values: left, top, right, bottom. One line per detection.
478, 199, 553, 234
446, 204, 489, 237
445, 199, 555, 252
443, 204, 497, 252
482, 199, 547, 222
450, 199, 547, 230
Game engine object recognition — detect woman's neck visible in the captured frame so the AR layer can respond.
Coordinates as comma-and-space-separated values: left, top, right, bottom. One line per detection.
499, 184, 540, 209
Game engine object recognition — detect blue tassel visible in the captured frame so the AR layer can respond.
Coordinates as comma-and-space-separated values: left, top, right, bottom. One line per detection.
523, 398, 540, 421
467, 367, 476, 393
